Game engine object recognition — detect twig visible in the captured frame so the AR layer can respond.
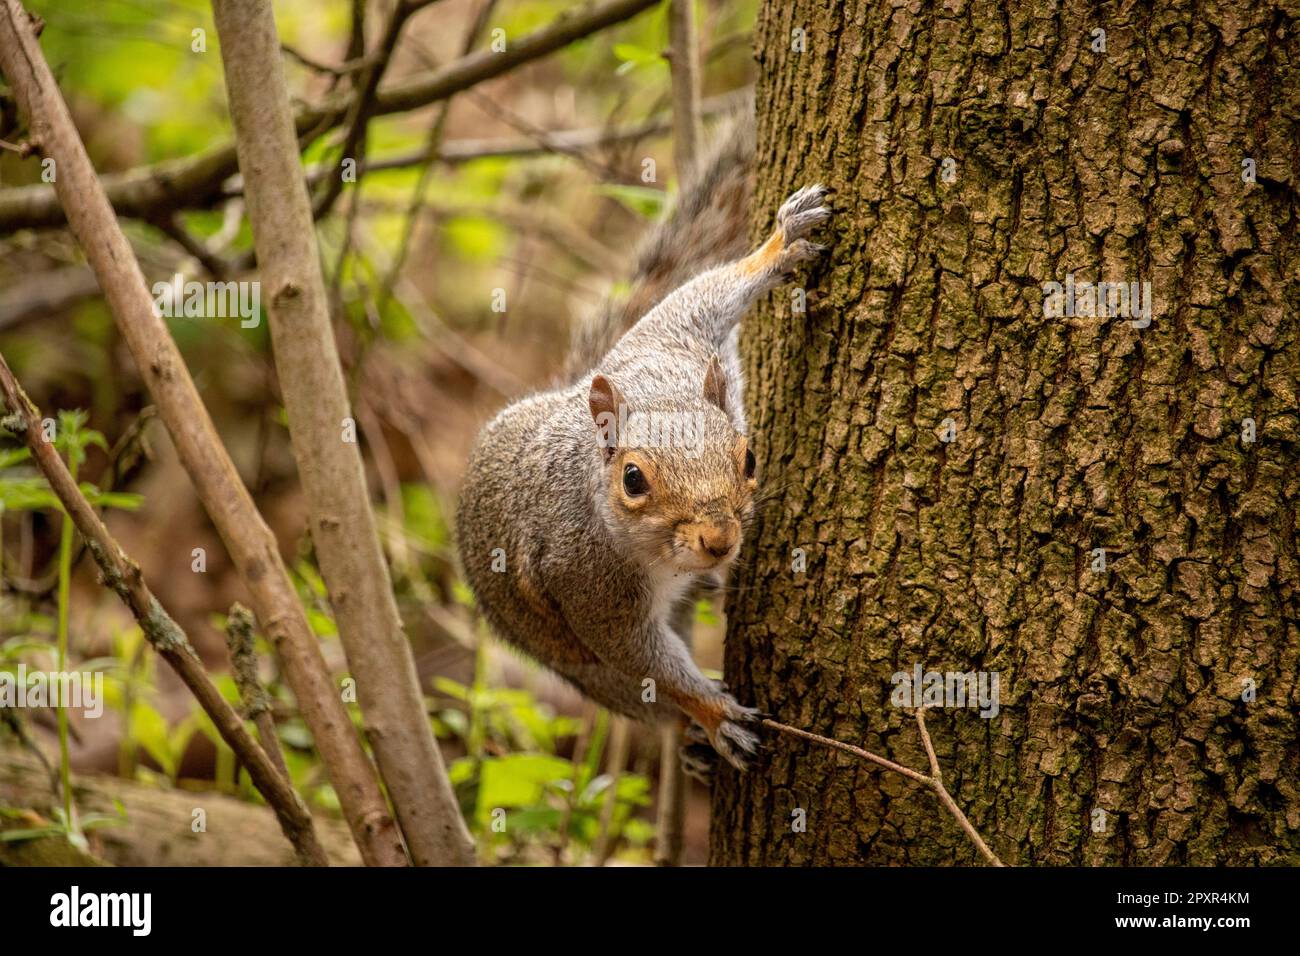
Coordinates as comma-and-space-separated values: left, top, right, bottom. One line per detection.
281, 44, 369, 77
0, 0, 407, 867
343, 0, 366, 64
652, 7, 704, 859
147, 213, 233, 279
666, 0, 702, 179
311, 0, 433, 221
277, 87, 752, 190
374, 0, 498, 309
0, 264, 100, 332
355, 226, 525, 396
0, 353, 328, 866
912, 707, 1002, 866
0, 0, 661, 232
0, 706, 58, 799
592, 715, 631, 866
359, 197, 623, 274
653, 721, 686, 866
760, 713, 1005, 865
224, 603, 290, 782
461, 88, 628, 183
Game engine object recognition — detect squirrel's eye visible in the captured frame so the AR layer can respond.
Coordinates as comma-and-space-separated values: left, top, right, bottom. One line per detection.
744, 448, 756, 479
623, 463, 649, 497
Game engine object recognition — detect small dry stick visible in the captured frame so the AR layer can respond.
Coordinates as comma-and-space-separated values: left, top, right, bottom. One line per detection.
652, 722, 687, 866
551, 702, 595, 866
651, 6, 704, 866
761, 710, 1004, 866
0, 353, 328, 867
592, 715, 631, 866
224, 603, 290, 782
666, 0, 702, 179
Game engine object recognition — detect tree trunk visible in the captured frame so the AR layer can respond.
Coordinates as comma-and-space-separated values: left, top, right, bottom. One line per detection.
712, 0, 1299, 866
210, 0, 474, 867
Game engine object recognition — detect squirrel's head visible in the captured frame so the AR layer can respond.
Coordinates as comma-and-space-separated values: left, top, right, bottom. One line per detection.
588, 358, 757, 575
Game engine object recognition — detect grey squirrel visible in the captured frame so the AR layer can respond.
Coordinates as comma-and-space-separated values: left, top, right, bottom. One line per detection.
457, 115, 830, 769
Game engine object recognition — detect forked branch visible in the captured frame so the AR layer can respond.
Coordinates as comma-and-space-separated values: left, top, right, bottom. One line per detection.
761, 710, 1004, 866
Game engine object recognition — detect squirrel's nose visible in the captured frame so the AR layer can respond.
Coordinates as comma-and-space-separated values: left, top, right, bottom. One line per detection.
697, 526, 737, 559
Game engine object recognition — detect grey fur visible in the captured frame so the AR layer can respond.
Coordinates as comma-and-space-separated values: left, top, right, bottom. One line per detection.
457, 114, 830, 769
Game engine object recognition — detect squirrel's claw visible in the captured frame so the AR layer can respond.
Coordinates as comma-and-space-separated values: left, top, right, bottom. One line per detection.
710, 702, 762, 771
713, 719, 761, 771
777, 183, 832, 241
779, 239, 827, 276
770, 184, 831, 279
684, 695, 763, 771
679, 741, 719, 784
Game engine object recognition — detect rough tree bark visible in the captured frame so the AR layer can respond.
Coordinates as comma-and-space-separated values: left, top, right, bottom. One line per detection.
712, 0, 1299, 865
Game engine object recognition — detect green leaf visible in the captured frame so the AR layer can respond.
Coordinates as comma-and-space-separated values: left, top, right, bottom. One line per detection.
432, 677, 470, 701
0, 478, 63, 512
694, 598, 719, 626
612, 41, 665, 75
477, 753, 572, 812
447, 755, 477, 786
503, 806, 564, 833
0, 826, 62, 843
0, 446, 31, 468
80, 486, 144, 511
596, 184, 666, 219
444, 215, 506, 262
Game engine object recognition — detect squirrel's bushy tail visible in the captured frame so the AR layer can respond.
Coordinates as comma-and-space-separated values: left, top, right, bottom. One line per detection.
563, 111, 756, 381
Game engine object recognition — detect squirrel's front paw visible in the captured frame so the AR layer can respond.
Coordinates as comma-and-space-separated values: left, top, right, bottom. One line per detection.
777, 183, 831, 242
706, 698, 762, 771
773, 184, 830, 276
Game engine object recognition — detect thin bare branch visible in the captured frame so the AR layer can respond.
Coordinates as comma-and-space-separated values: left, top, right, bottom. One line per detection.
311, 0, 432, 221
652, 4, 704, 864
225, 603, 290, 783
0, 351, 328, 867
211, 0, 475, 866
374, 0, 499, 304
0, 0, 660, 232
592, 715, 631, 866
666, 0, 702, 177
761, 714, 1005, 865
281, 44, 368, 77
0, 0, 408, 867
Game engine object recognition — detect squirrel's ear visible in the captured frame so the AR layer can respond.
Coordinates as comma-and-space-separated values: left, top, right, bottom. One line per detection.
703, 354, 728, 415
588, 374, 624, 461
589, 374, 624, 421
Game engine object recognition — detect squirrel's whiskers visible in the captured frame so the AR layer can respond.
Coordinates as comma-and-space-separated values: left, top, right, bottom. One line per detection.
457, 115, 830, 772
